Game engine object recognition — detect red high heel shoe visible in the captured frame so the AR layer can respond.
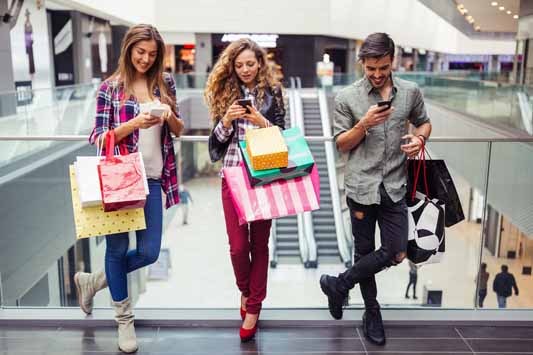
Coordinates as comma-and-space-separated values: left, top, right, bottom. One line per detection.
240, 307, 246, 321
239, 311, 260, 343
239, 323, 257, 342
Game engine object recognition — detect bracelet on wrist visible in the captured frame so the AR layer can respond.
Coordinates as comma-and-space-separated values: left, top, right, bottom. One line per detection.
359, 120, 369, 136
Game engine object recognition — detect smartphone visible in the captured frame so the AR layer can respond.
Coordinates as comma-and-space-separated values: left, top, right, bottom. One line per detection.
150, 107, 166, 118
377, 100, 392, 111
237, 98, 253, 114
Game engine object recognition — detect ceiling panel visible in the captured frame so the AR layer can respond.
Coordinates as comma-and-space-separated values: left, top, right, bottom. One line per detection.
458, 0, 520, 32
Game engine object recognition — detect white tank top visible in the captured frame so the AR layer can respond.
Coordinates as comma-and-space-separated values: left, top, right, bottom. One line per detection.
138, 100, 163, 179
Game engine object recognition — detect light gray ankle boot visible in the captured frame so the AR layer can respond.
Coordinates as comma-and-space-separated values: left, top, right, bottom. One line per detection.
113, 297, 138, 353
74, 270, 107, 314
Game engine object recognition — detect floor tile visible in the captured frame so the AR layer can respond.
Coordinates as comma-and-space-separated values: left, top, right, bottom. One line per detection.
457, 325, 533, 339
466, 339, 533, 353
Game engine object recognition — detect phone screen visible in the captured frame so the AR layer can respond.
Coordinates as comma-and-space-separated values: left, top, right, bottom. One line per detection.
237, 99, 252, 113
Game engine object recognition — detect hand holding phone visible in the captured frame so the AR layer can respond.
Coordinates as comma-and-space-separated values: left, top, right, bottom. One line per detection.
377, 100, 392, 112
237, 98, 253, 114
150, 107, 166, 119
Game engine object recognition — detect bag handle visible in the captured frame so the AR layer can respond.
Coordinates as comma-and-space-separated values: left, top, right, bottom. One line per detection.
103, 130, 129, 161
410, 139, 430, 201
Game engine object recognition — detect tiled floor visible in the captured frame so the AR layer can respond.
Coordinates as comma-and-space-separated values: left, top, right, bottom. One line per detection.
0, 324, 532, 354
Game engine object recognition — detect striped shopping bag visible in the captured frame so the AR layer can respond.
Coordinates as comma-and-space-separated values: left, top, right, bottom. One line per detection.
223, 162, 320, 225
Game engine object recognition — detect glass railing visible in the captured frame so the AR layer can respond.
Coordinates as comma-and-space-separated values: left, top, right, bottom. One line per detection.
0, 84, 100, 170
327, 72, 533, 136
0, 134, 532, 312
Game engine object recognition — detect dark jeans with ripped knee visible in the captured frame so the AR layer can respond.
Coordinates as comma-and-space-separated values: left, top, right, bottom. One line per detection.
338, 184, 408, 310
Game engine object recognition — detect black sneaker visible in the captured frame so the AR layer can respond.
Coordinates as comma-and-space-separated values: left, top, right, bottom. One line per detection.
362, 309, 386, 346
319, 275, 347, 320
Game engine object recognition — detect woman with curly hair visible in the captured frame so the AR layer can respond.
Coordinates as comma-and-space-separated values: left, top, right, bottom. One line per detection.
205, 38, 285, 342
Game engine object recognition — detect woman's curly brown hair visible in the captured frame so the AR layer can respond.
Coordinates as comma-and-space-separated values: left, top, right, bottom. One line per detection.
204, 38, 281, 124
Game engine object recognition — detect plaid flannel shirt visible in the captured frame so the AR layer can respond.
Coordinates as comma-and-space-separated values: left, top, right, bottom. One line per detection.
89, 73, 180, 209
214, 87, 272, 176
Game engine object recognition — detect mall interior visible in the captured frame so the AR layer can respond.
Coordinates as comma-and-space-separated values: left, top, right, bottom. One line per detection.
0, 0, 533, 353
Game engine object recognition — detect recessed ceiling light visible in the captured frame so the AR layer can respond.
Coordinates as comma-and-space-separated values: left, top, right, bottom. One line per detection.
507, 10, 512, 14
491, 1, 498, 6
499, 6, 505, 10
514, 15, 519, 19
475, 26, 481, 31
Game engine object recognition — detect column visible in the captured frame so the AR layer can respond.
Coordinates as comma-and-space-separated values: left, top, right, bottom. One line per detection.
0, 0, 17, 116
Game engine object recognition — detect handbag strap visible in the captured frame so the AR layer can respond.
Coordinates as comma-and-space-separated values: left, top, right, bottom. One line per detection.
410, 139, 430, 201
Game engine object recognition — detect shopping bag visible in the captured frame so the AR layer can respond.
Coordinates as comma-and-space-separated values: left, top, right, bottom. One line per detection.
75, 157, 104, 208
240, 127, 315, 186
75, 155, 149, 208
245, 126, 288, 170
223, 162, 320, 225
69, 165, 146, 239
406, 147, 446, 265
75, 132, 149, 208
97, 130, 147, 212
407, 155, 464, 227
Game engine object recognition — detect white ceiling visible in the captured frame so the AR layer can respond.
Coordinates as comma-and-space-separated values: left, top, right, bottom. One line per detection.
458, 0, 520, 32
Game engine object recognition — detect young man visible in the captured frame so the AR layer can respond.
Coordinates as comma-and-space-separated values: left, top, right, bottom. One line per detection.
319, 33, 432, 345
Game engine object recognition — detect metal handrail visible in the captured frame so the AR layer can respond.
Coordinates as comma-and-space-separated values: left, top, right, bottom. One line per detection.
292, 83, 317, 266
1, 136, 533, 142
318, 88, 352, 265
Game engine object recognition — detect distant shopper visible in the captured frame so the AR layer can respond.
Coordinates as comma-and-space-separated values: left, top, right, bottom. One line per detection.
319, 32, 432, 346
405, 260, 418, 299
75, 24, 184, 353
493, 264, 519, 308
477, 262, 489, 308
205, 38, 285, 342
178, 184, 193, 225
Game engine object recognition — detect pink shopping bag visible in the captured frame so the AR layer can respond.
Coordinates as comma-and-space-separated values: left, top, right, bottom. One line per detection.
223, 162, 320, 225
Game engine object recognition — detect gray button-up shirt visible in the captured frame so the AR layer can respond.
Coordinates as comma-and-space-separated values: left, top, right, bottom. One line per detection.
333, 74, 430, 205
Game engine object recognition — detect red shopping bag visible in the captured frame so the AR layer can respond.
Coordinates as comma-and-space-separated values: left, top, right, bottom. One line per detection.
97, 130, 147, 212
223, 162, 320, 225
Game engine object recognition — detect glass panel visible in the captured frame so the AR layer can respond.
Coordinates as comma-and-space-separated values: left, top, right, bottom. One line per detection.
330, 72, 532, 135
0, 138, 497, 310
480, 142, 533, 309
336, 141, 489, 309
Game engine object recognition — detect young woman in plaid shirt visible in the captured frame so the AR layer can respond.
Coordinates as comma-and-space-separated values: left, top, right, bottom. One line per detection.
74, 24, 184, 353
205, 39, 286, 342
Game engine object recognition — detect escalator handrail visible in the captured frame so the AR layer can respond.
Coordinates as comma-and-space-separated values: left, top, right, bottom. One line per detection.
317, 88, 352, 264
293, 83, 318, 265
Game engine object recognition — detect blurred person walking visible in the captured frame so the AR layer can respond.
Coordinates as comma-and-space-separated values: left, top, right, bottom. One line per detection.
477, 262, 489, 308
493, 264, 519, 308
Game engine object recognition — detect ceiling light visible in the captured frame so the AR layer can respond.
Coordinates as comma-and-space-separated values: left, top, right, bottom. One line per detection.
491, 1, 498, 5
475, 26, 481, 31
514, 15, 519, 19
499, 6, 505, 10
507, 10, 512, 14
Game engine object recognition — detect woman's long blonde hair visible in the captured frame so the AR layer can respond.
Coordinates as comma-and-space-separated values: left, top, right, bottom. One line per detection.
109, 24, 174, 107
204, 38, 280, 123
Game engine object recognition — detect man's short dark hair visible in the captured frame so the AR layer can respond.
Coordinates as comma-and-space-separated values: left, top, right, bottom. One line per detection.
481, 262, 487, 270
501, 265, 508, 272
358, 32, 395, 62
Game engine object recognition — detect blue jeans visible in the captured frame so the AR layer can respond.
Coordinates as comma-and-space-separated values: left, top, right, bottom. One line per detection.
105, 179, 163, 302
497, 295, 507, 308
